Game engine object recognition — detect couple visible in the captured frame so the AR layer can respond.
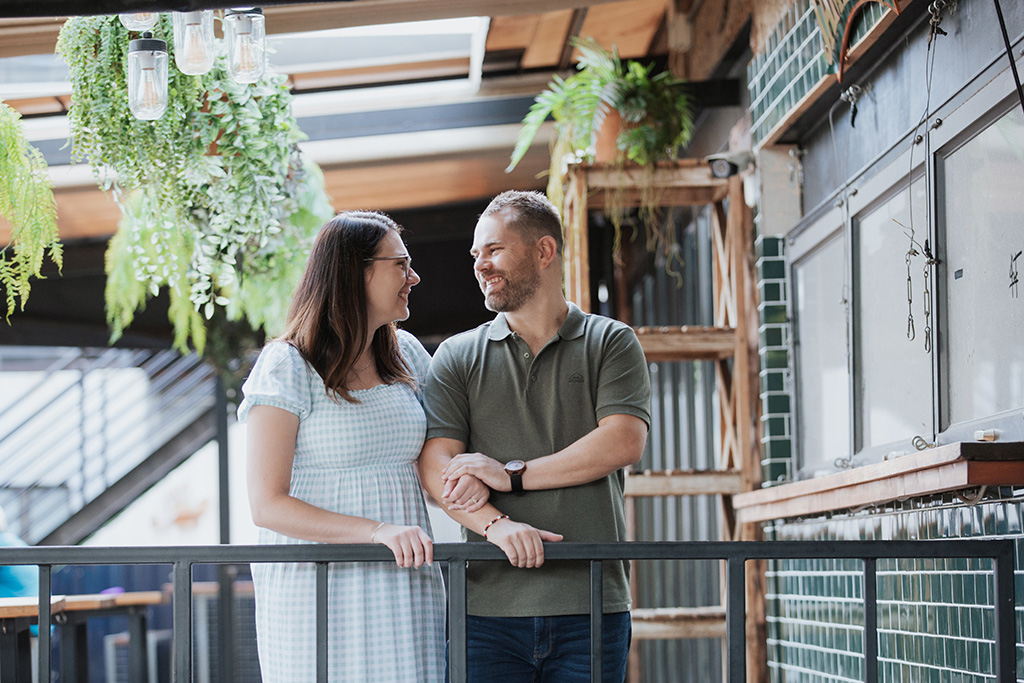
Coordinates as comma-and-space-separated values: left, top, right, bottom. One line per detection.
238, 191, 652, 682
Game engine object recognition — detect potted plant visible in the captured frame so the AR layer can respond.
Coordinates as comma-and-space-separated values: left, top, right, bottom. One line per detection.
0, 100, 62, 320
506, 38, 694, 277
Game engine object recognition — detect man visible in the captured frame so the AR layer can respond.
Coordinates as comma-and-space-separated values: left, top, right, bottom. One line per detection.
419, 190, 652, 682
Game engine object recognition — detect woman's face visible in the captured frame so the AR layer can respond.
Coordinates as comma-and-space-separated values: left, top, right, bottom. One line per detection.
365, 230, 419, 331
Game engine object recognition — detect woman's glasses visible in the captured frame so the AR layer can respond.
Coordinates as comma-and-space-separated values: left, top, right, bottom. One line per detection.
364, 255, 412, 279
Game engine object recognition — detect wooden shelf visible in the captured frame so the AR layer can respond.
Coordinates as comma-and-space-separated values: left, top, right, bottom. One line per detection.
631, 606, 727, 640
576, 160, 729, 209
635, 326, 736, 361
733, 442, 1024, 523
626, 469, 743, 497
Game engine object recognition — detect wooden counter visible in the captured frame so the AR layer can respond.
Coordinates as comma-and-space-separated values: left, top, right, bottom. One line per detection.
733, 442, 1024, 523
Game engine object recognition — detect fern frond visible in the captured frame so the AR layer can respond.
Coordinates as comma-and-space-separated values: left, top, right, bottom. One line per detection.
0, 100, 61, 320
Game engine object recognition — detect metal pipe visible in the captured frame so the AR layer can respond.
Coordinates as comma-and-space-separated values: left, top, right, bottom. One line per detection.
37, 564, 51, 683
863, 558, 878, 683
448, 558, 468, 683
172, 561, 192, 683
589, 560, 603, 683
316, 562, 329, 683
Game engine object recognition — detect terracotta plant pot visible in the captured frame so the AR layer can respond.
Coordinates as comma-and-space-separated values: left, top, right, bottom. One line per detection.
594, 108, 624, 163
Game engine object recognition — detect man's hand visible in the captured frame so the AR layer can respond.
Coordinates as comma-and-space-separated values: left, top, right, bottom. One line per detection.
485, 518, 563, 568
442, 473, 490, 512
443, 452, 511, 493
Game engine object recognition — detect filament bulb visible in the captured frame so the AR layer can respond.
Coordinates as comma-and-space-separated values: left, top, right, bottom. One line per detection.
132, 66, 167, 120
172, 11, 214, 76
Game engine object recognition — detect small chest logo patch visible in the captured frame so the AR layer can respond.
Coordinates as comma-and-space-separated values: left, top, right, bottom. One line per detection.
568, 372, 585, 383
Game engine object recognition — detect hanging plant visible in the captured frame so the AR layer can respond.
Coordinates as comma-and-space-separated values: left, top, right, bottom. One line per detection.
57, 14, 333, 355
0, 100, 62, 320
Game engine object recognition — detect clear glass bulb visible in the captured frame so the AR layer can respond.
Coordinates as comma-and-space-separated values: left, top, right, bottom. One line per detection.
119, 13, 158, 31
128, 43, 168, 120
172, 11, 214, 75
224, 10, 266, 84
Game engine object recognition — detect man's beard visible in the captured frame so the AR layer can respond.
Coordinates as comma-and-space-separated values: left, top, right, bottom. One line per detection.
482, 262, 541, 313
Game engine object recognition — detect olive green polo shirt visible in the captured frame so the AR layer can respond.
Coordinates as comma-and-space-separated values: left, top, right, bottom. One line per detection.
424, 303, 652, 617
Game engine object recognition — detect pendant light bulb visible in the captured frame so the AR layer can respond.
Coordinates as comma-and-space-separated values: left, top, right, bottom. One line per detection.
224, 8, 266, 84
127, 32, 168, 120
172, 11, 215, 75
119, 13, 158, 31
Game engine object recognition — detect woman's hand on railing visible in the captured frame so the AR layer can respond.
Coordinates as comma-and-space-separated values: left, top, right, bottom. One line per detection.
485, 519, 563, 569
372, 524, 434, 568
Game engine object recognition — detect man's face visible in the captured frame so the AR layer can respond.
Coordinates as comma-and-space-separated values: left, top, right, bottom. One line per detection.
470, 213, 541, 313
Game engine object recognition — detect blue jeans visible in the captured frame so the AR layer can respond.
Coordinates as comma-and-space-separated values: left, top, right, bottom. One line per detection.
451, 612, 631, 683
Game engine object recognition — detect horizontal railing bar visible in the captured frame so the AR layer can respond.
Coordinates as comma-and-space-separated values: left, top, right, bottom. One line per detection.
4, 539, 1010, 683
0, 540, 1012, 566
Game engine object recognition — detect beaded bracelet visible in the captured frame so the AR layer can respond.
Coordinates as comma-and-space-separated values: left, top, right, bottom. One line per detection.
483, 514, 509, 540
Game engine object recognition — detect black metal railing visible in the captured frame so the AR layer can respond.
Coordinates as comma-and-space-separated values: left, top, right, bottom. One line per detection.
0, 539, 1016, 683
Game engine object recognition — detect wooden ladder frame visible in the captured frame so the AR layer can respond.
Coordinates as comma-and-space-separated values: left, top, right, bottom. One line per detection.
561, 159, 767, 683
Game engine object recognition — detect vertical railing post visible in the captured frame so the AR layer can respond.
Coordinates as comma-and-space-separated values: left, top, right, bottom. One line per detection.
37, 564, 51, 683
727, 556, 746, 683
172, 561, 192, 683
863, 558, 878, 683
992, 541, 1016, 682
590, 560, 603, 683
215, 377, 235, 683
448, 557, 468, 683
316, 562, 329, 682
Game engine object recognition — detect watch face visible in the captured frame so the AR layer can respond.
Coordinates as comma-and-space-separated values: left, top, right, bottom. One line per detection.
506, 459, 526, 474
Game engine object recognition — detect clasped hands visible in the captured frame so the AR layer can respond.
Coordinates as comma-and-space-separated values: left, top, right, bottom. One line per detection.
441, 451, 508, 511
441, 452, 562, 568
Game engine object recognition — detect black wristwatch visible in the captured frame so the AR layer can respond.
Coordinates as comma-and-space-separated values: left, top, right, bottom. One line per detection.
504, 459, 527, 494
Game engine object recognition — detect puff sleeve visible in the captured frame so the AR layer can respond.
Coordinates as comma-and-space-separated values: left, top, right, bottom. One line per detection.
237, 342, 315, 422
397, 329, 432, 402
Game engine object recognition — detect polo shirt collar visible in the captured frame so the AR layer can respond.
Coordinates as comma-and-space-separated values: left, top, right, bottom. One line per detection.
487, 303, 586, 341
488, 313, 514, 340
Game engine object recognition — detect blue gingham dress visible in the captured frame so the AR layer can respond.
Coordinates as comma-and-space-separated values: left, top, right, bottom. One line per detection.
238, 330, 445, 682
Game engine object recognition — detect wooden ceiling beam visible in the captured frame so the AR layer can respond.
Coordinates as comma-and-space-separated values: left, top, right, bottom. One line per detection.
576, 0, 665, 59
520, 10, 576, 70
0, 0, 625, 59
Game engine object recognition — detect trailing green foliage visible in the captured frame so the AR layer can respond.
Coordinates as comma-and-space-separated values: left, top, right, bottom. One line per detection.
0, 100, 62, 320
58, 14, 334, 355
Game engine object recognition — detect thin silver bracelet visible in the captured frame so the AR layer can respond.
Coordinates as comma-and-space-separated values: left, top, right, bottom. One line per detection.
369, 521, 386, 543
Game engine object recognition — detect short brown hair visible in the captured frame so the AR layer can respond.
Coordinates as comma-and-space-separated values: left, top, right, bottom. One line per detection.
480, 190, 563, 256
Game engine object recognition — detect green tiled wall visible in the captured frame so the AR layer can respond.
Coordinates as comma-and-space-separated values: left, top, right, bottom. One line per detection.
757, 235, 793, 486
748, 0, 889, 146
765, 491, 1024, 682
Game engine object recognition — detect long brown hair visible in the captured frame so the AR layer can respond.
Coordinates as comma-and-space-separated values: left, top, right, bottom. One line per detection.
278, 211, 413, 403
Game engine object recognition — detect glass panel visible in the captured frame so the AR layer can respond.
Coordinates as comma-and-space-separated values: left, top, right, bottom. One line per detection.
795, 233, 850, 469
854, 178, 932, 448
943, 106, 1024, 424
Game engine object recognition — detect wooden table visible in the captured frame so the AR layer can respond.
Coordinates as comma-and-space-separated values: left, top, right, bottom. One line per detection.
0, 591, 166, 683
58, 591, 167, 683
0, 596, 64, 683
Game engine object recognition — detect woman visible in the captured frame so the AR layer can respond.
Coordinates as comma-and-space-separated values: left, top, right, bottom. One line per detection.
238, 211, 445, 682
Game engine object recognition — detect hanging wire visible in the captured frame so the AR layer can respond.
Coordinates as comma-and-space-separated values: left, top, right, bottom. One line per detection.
903, 1, 952, 349
827, 85, 865, 368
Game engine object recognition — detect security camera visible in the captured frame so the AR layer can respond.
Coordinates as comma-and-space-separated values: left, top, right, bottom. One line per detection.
705, 150, 754, 178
